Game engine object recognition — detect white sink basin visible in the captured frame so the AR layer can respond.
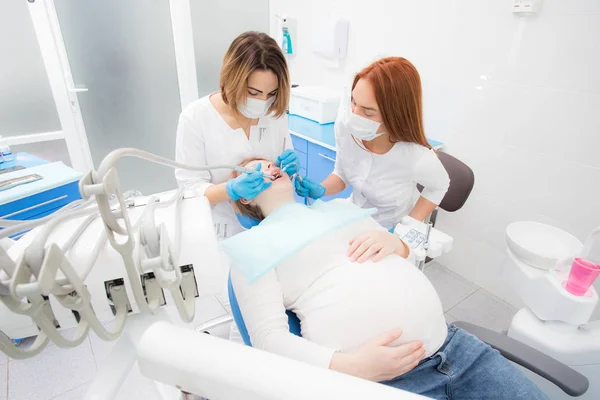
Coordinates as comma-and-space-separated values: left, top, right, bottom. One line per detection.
506, 221, 583, 270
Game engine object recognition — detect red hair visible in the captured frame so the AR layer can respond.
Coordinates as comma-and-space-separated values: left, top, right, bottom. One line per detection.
352, 57, 430, 148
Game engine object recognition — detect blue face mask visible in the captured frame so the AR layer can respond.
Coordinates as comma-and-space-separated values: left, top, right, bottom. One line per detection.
221, 200, 376, 283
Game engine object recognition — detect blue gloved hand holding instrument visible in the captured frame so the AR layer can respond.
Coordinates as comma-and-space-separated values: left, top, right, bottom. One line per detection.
226, 163, 273, 201
294, 176, 326, 200
276, 149, 298, 176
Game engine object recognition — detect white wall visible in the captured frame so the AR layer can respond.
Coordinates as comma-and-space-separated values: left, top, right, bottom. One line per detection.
192, 0, 270, 98
270, 0, 600, 313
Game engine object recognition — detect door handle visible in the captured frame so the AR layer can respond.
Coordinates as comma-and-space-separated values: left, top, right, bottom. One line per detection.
68, 87, 88, 93
318, 153, 336, 162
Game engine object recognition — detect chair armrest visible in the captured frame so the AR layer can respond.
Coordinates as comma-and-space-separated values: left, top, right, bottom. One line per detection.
453, 321, 589, 397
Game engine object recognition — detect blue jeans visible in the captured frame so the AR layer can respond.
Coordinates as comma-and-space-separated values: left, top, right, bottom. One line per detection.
382, 325, 549, 399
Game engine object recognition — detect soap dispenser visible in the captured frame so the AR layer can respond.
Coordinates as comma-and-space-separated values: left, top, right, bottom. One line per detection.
275, 14, 295, 56
282, 26, 293, 55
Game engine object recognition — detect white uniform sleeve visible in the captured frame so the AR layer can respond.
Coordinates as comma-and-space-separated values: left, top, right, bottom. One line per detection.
414, 149, 450, 205
332, 122, 348, 184
174, 111, 213, 195
280, 115, 294, 152
230, 268, 336, 369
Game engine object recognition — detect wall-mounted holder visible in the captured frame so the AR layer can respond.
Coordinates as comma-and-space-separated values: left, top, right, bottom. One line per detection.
512, 0, 542, 15
311, 15, 349, 61
275, 13, 297, 58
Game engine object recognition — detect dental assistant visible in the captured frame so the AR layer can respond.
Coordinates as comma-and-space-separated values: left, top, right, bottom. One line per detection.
295, 57, 450, 230
175, 31, 297, 238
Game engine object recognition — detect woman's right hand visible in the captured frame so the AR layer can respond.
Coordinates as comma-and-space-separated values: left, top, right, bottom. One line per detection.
294, 176, 326, 199
330, 329, 425, 382
225, 164, 272, 201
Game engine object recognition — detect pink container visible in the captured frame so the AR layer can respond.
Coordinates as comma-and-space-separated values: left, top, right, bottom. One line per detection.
566, 257, 600, 296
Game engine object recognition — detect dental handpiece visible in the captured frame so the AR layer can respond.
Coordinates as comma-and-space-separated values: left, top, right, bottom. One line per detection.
280, 163, 303, 183
233, 166, 276, 180
279, 162, 309, 204
280, 163, 298, 176
423, 222, 432, 251
233, 160, 298, 181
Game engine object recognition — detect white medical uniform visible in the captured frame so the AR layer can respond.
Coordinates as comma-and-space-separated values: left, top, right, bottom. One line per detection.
333, 121, 450, 230
175, 94, 293, 239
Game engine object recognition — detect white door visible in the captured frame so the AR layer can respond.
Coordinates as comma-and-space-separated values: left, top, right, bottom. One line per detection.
19, 0, 270, 195
26, 0, 188, 195
0, 0, 93, 173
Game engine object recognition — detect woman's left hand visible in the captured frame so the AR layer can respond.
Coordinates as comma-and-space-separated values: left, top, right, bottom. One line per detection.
347, 231, 408, 263
276, 149, 298, 176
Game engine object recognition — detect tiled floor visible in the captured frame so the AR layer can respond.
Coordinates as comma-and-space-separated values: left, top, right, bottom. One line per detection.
0, 262, 518, 400
423, 262, 518, 332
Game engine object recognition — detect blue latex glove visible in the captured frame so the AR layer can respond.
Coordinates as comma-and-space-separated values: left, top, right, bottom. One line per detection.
226, 164, 272, 201
294, 176, 326, 200
276, 149, 298, 176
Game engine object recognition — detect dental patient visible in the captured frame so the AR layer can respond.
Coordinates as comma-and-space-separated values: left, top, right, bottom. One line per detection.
224, 158, 547, 400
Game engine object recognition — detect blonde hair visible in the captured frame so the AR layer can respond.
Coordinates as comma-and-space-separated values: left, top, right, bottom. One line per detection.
230, 157, 268, 222
220, 31, 290, 118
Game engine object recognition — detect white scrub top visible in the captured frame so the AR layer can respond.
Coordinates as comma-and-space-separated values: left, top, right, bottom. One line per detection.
333, 120, 450, 230
175, 94, 293, 238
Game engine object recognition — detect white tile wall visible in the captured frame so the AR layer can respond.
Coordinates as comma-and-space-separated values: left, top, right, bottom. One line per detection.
552, 1, 600, 15
271, 0, 600, 313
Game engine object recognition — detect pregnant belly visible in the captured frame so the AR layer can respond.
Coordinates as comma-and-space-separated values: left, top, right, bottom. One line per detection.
295, 257, 448, 356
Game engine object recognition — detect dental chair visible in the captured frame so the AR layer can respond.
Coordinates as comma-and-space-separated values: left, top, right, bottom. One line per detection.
228, 151, 589, 397
405, 151, 475, 268
426, 151, 475, 227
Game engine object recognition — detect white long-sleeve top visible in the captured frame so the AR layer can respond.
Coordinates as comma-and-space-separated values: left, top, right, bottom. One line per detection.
174, 94, 293, 238
230, 213, 448, 370
333, 121, 450, 230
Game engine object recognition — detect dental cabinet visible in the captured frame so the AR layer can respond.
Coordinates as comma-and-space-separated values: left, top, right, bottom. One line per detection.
288, 114, 444, 205
0, 153, 82, 238
289, 114, 351, 204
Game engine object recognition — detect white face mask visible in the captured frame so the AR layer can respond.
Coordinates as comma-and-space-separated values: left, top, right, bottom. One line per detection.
342, 108, 385, 141
238, 96, 276, 119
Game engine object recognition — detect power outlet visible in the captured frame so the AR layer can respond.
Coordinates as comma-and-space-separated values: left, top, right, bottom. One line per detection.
512, 0, 542, 14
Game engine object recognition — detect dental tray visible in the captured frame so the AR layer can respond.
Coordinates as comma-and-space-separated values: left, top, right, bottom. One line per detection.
0, 162, 83, 236
0, 174, 43, 192
394, 216, 454, 260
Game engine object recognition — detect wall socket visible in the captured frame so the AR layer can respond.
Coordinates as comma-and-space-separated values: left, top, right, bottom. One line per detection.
512, 0, 542, 15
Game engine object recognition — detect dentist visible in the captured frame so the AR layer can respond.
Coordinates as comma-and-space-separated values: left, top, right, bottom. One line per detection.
295, 57, 450, 234
175, 31, 297, 239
